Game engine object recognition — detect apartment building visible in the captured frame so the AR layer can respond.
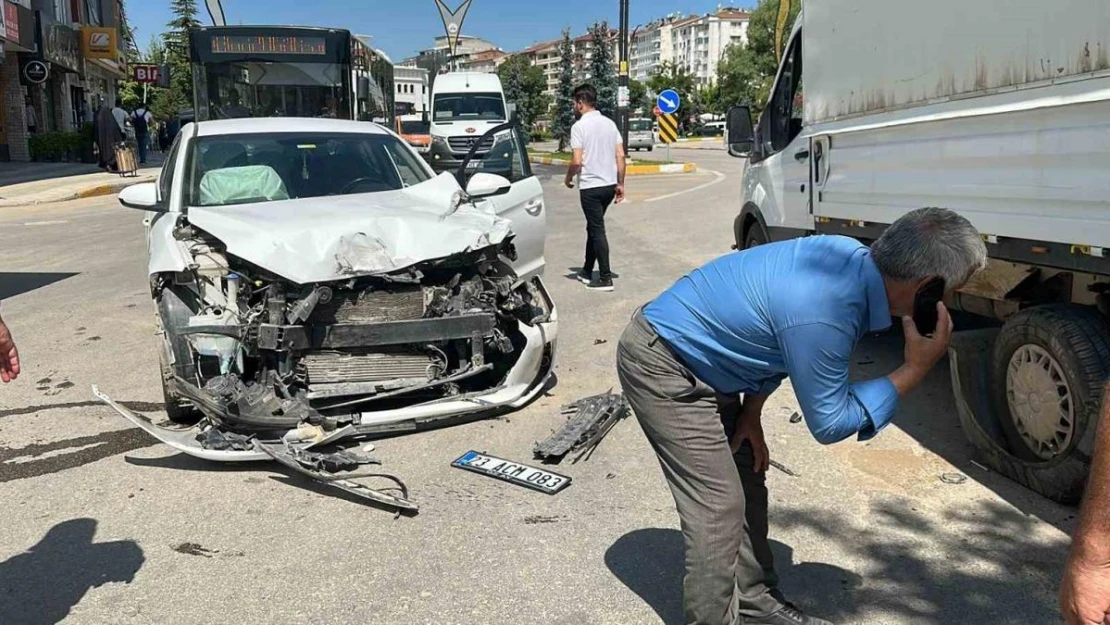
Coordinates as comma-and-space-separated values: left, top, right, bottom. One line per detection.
629, 15, 679, 82
394, 65, 429, 116
517, 29, 619, 100
458, 49, 508, 74
669, 9, 750, 85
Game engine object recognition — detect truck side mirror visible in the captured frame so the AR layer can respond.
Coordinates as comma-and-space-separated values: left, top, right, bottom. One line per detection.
727, 105, 755, 158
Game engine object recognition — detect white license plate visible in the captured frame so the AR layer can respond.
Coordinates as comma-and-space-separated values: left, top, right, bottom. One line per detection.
452, 451, 571, 494
466, 161, 481, 169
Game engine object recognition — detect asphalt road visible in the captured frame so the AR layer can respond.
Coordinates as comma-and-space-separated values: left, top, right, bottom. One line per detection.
0, 147, 1074, 625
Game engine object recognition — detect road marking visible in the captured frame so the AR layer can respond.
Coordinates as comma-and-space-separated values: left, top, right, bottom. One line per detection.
21, 220, 68, 226
644, 169, 727, 203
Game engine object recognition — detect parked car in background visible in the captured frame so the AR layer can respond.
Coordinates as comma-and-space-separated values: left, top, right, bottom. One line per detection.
693, 121, 725, 137
628, 118, 655, 151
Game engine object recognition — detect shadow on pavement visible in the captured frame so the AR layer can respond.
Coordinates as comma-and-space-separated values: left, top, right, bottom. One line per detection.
0, 429, 159, 483
0, 518, 143, 624
0, 272, 79, 300
606, 498, 1062, 624
850, 329, 1075, 530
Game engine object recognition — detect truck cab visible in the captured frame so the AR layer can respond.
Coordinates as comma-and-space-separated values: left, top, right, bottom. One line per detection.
725, 0, 1110, 504
426, 72, 509, 173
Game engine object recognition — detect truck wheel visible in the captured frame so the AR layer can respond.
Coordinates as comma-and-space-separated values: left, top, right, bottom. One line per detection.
989, 304, 1110, 502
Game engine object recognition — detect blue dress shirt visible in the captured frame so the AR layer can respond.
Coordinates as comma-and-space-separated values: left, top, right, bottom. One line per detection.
642, 235, 898, 444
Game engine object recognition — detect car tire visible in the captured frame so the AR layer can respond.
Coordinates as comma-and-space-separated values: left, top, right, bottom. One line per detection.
984, 304, 1110, 503
157, 283, 203, 425
744, 226, 768, 250
647, 146, 653, 152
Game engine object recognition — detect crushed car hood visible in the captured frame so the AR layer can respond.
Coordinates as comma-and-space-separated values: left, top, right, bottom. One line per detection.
185, 173, 512, 284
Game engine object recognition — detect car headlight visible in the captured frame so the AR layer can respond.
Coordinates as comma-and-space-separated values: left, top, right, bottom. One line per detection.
432, 135, 448, 147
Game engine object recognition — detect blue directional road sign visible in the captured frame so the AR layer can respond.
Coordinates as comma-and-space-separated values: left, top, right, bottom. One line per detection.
656, 89, 681, 115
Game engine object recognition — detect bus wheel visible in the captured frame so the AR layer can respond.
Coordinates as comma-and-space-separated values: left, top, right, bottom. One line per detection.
988, 305, 1110, 502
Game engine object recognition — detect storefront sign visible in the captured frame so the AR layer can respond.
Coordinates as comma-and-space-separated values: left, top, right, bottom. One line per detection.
4, 1, 18, 44
22, 58, 48, 84
36, 11, 80, 73
81, 26, 117, 60
132, 64, 159, 83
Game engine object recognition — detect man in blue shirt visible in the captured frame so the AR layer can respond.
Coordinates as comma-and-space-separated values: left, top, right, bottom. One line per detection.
616, 208, 987, 625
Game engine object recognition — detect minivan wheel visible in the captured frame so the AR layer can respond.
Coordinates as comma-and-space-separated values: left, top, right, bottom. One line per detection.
744, 227, 768, 250
987, 304, 1110, 502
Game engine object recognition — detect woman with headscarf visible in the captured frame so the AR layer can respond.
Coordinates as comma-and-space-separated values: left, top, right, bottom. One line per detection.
92, 98, 123, 171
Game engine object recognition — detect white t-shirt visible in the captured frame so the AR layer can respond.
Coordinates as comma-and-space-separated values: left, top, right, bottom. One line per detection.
112, 106, 128, 133
570, 110, 621, 190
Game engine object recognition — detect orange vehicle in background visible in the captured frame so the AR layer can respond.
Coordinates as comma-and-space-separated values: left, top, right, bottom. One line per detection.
395, 114, 431, 153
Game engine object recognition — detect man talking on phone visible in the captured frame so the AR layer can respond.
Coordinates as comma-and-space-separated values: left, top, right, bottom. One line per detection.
617, 208, 987, 625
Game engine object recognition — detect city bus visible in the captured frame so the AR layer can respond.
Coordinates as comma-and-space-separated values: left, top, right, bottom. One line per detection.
188, 25, 393, 124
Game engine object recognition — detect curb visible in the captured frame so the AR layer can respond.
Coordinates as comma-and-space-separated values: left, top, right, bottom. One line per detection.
676, 137, 723, 143
0, 175, 155, 208
529, 155, 697, 175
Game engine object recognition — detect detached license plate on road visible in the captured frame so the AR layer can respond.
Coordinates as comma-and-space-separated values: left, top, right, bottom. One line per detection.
452, 451, 571, 494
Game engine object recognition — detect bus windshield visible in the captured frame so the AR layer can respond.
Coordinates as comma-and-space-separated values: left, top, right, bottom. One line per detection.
433, 93, 505, 122
197, 61, 350, 119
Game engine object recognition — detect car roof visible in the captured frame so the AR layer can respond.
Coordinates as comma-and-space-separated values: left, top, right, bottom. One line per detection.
193, 117, 390, 137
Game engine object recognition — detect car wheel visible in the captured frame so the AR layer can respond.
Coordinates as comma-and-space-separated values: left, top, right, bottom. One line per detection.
156, 283, 203, 424
984, 304, 1110, 502
744, 227, 768, 250
647, 146, 653, 152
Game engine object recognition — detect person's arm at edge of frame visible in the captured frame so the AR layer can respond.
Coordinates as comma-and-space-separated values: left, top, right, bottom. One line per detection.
615, 139, 626, 203
1060, 386, 1110, 625
565, 122, 583, 189
0, 306, 20, 383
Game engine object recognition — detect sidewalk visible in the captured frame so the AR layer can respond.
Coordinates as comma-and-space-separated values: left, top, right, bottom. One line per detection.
0, 152, 164, 208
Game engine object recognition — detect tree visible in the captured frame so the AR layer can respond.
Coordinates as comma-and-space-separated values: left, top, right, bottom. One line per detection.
587, 22, 617, 119
551, 29, 576, 151
716, 0, 801, 118
628, 78, 652, 116
116, 0, 145, 110
161, 0, 202, 117
497, 54, 551, 133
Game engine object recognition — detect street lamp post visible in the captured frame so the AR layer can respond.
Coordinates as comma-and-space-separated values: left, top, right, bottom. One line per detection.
618, 0, 630, 154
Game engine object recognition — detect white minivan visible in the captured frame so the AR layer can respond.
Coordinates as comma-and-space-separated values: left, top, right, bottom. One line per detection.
427, 72, 510, 173
725, 0, 1110, 504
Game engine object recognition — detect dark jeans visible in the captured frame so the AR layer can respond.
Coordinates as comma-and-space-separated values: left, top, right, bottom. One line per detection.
136, 132, 148, 163
580, 184, 617, 280
617, 310, 783, 625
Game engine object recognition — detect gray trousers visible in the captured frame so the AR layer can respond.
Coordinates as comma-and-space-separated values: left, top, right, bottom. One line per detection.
616, 311, 783, 625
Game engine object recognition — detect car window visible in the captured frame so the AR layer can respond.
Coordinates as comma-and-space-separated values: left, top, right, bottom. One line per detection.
464, 126, 530, 184
186, 131, 433, 207
433, 93, 505, 121
629, 120, 652, 132
400, 120, 430, 134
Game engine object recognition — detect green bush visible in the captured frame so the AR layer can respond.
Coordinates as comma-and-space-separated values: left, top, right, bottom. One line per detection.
30, 131, 85, 161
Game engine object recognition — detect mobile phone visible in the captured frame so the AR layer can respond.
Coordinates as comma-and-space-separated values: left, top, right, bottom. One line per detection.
913, 278, 945, 336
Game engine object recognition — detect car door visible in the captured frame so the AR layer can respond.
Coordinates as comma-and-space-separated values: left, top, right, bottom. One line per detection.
460, 125, 546, 280
756, 30, 813, 233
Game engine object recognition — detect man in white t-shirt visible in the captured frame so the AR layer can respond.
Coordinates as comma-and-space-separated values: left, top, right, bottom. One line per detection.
564, 84, 626, 292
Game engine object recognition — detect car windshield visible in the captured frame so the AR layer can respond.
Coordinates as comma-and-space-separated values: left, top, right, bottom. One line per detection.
629, 119, 652, 132
400, 120, 430, 134
187, 132, 433, 207
433, 93, 505, 121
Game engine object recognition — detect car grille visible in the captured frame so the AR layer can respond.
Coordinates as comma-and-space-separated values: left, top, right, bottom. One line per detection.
448, 135, 495, 154
311, 286, 425, 324
302, 349, 439, 385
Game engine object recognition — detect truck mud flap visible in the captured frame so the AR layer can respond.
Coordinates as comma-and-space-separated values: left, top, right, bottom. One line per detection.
92, 385, 269, 462
253, 441, 418, 513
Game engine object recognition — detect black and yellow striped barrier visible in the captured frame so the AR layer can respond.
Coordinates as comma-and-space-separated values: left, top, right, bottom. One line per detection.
657, 113, 679, 144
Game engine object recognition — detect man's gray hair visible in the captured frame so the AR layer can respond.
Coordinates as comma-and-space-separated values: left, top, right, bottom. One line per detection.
871, 207, 988, 288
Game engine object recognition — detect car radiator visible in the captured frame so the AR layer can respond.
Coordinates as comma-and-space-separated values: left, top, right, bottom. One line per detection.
302, 349, 440, 385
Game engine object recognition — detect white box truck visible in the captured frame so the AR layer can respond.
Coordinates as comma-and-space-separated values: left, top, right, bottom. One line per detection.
726, 0, 1110, 503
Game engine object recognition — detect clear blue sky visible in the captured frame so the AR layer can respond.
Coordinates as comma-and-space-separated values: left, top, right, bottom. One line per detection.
130, 0, 755, 61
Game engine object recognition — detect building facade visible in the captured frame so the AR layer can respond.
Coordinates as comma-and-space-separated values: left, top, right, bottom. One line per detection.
0, 0, 126, 161
394, 65, 428, 116
517, 29, 619, 103
669, 9, 749, 85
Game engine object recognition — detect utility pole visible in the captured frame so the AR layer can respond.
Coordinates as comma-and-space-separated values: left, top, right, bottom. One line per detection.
618, 0, 630, 154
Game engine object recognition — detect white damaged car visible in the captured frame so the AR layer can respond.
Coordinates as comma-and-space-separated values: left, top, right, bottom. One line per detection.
97, 118, 555, 473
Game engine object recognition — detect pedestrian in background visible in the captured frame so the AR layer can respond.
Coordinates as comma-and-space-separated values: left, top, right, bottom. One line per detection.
563, 84, 626, 292
132, 102, 153, 164
93, 98, 122, 171
24, 96, 36, 135
0, 308, 20, 383
617, 208, 987, 625
111, 96, 129, 137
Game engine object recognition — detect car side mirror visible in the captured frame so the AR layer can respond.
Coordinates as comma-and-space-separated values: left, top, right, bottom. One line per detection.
119, 182, 164, 211
726, 105, 755, 158
466, 173, 512, 199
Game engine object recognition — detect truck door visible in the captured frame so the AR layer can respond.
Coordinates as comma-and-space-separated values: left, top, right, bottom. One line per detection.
759, 31, 813, 232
